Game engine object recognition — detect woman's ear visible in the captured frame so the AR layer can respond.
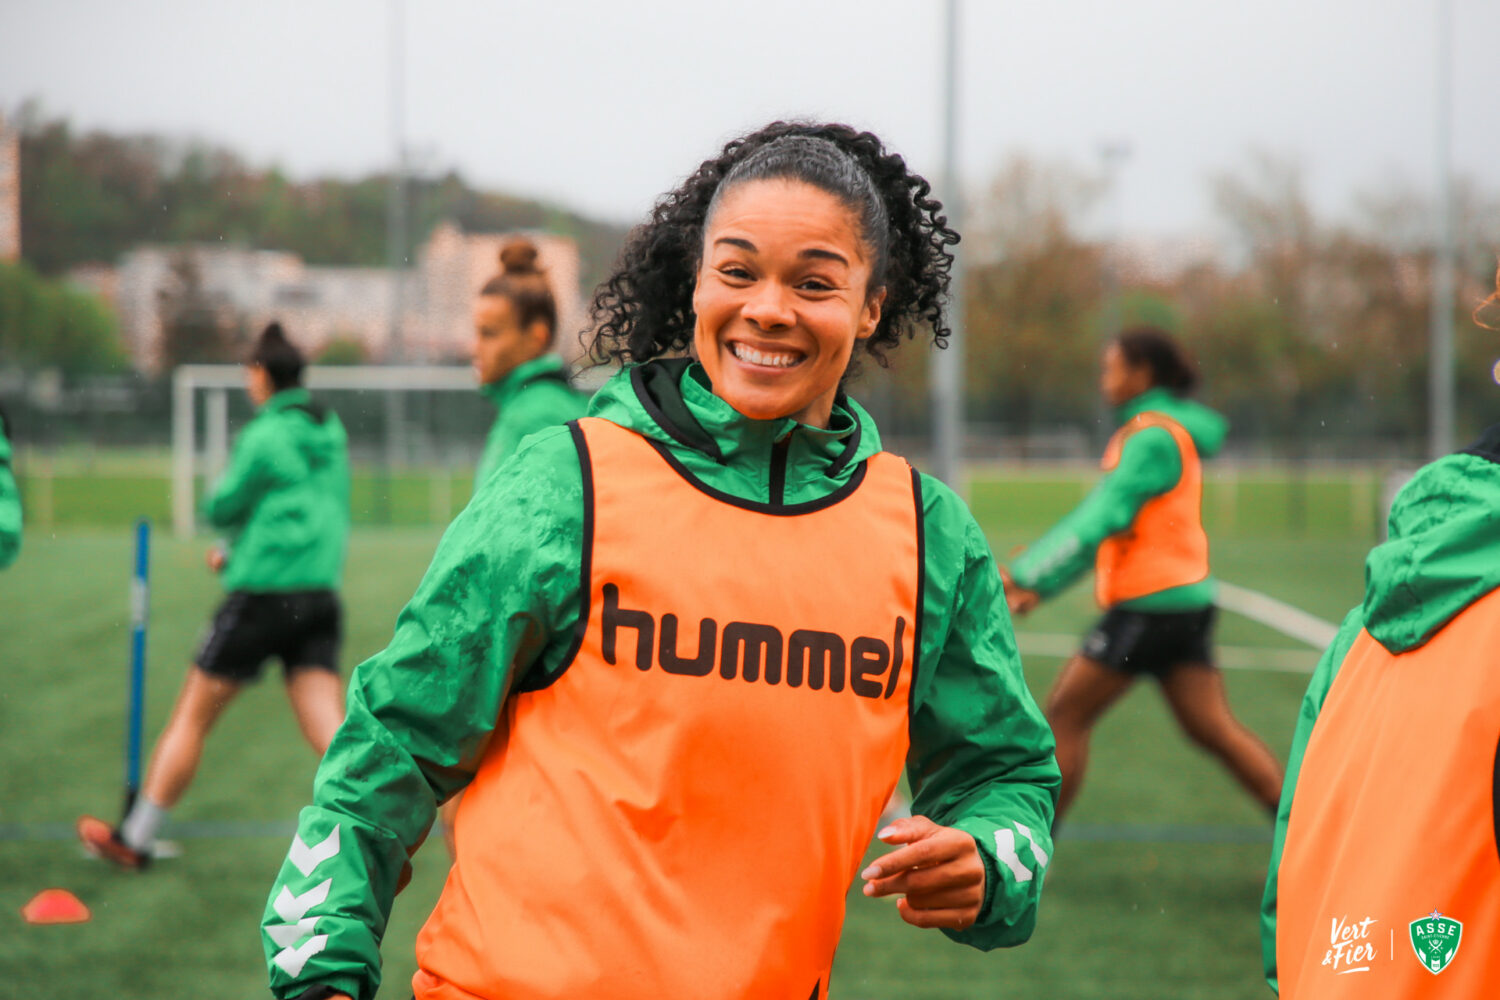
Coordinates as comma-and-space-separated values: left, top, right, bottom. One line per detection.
525, 320, 552, 354
857, 287, 887, 341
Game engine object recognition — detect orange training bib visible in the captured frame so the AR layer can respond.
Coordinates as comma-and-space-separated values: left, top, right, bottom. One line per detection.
414, 417, 923, 1000
1275, 585, 1500, 997
1094, 412, 1209, 607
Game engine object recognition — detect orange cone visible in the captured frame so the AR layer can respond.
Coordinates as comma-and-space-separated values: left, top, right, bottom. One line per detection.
22, 888, 91, 925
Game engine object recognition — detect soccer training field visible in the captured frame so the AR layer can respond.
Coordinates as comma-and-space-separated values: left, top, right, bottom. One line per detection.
0, 475, 1372, 998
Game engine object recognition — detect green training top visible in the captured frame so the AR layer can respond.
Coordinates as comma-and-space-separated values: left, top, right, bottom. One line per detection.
1008, 386, 1227, 611
1259, 424, 1500, 993
474, 354, 589, 493
203, 388, 351, 592
262, 358, 1061, 1000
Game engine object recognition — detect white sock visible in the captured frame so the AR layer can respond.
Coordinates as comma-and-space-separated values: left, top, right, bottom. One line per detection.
119, 797, 168, 852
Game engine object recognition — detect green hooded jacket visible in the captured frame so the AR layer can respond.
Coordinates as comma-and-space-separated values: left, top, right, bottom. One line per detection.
474, 354, 589, 493
1008, 387, 1228, 611
262, 359, 1060, 1000
203, 388, 351, 592
0, 413, 19, 570
1259, 424, 1500, 992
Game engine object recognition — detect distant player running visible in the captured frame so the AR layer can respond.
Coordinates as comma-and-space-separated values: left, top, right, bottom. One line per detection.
1003, 327, 1283, 822
0, 404, 20, 570
79, 323, 351, 869
437, 236, 589, 856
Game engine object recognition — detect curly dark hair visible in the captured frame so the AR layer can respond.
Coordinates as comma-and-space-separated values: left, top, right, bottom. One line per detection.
588, 121, 958, 369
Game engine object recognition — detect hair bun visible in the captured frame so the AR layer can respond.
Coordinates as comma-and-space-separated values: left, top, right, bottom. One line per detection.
499, 238, 541, 277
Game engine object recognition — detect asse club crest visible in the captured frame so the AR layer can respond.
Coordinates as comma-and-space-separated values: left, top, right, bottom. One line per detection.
1409, 911, 1462, 974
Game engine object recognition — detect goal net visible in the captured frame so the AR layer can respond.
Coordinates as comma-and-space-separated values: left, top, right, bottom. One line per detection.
170, 363, 486, 538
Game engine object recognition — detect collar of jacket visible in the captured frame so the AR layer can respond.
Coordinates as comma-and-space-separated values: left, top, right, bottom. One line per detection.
480, 354, 567, 409
632, 358, 867, 473
1113, 386, 1180, 426
588, 358, 883, 505
261, 387, 312, 413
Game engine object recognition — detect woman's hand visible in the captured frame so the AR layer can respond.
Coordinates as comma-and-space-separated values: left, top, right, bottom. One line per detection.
998, 566, 1041, 617
205, 546, 227, 573
860, 815, 986, 931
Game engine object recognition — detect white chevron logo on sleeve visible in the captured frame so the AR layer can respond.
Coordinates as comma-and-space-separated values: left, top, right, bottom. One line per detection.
274, 879, 332, 923
993, 828, 1035, 883
265, 916, 319, 949
289, 826, 341, 877
1014, 821, 1050, 868
272, 935, 329, 978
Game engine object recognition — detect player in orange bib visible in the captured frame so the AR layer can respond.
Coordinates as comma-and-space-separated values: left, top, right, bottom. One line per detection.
1003, 328, 1283, 822
261, 122, 1059, 1000
1261, 268, 1500, 997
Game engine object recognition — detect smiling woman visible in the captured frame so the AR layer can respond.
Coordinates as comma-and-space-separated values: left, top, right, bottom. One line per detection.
260, 122, 1059, 1000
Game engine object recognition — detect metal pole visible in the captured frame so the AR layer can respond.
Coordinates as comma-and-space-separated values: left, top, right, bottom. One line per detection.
123, 518, 151, 817
1428, 0, 1455, 459
931, 0, 964, 489
205, 388, 229, 486
384, 0, 409, 483
1098, 141, 1131, 343
387, 0, 408, 364
171, 369, 195, 538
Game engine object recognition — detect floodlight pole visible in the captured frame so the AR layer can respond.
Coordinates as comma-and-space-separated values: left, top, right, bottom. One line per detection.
1098, 141, 1131, 343
387, 0, 408, 365
931, 0, 964, 489
385, 0, 409, 480
1428, 0, 1455, 459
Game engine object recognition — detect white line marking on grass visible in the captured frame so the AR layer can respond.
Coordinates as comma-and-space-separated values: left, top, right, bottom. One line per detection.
1013, 632, 1320, 673
1215, 581, 1340, 649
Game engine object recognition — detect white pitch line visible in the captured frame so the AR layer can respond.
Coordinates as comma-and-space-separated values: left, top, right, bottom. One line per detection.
1013, 632, 1320, 674
1215, 581, 1341, 649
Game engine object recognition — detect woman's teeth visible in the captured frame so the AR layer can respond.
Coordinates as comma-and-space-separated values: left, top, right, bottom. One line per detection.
731, 343, 800, 368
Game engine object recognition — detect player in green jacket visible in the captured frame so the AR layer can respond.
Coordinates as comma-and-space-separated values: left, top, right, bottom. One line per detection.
1004, 329, 1282, 822
0, 405, 20, 570
262, 122, 1058, 1000
79, 323, 351, 870
437, 236, 591, 857
471, 237, 588, 494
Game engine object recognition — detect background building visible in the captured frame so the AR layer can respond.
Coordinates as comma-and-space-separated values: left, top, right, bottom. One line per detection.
100, 225, 582, 371
0, 114, 19, 262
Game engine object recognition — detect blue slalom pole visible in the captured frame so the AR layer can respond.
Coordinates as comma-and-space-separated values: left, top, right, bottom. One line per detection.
124, 518, 150, 816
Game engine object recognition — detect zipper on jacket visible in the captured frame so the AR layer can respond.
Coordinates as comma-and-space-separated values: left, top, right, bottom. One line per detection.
769, 436, 790, 506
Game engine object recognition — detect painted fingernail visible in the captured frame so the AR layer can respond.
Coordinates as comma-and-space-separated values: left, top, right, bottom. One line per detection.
876, 826, 897, 839
861, 864, 880, 879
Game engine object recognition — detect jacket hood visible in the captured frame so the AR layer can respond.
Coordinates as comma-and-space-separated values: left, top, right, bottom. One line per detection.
588, 358, 885, 505
1119, 387, 1228, 459
479, 354, 570, 408
1363, 424, 1500, 654
262, 388, 343, 468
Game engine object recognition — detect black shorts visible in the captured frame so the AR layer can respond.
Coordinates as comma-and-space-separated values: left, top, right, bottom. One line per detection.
1080, 606, 1216, 678
196, 590, 342, 682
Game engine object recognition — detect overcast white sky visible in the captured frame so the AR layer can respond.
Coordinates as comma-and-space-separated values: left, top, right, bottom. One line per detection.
1, 0, 1496, 242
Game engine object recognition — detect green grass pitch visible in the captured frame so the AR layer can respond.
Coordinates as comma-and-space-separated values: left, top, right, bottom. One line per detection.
0, 481, 1372, 998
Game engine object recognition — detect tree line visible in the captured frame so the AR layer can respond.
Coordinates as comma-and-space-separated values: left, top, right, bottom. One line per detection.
868, 152, 1499, 458
6, 106, 1498, 457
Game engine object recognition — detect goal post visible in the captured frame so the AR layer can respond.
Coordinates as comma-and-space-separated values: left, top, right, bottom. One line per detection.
170, 363, 477, 538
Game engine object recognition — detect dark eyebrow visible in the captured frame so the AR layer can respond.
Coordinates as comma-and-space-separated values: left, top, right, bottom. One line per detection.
712, 237, 849, 268
800, 248, 849, 266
